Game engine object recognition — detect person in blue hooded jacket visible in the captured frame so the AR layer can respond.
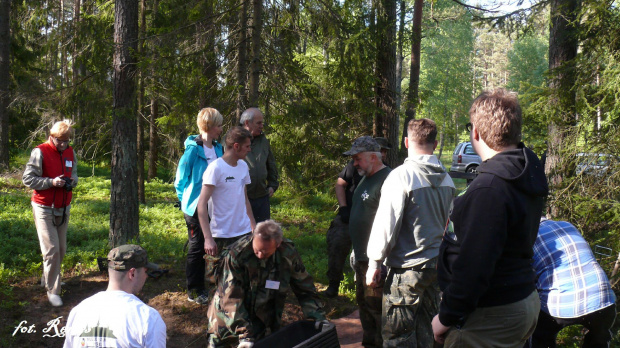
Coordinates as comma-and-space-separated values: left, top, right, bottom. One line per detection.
175, 107, 224, 305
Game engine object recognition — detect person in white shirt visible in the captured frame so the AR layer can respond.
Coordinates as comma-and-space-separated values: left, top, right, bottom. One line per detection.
197, 126, 257, 282
64, 244, 167, 348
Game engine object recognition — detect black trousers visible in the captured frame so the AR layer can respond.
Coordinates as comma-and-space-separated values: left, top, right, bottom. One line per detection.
185, 212, 206, 292
249, 194, 270, 224
526, 304, 617, 348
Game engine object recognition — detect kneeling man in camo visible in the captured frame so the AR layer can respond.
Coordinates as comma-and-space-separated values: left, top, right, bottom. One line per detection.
207, 220, 327, 348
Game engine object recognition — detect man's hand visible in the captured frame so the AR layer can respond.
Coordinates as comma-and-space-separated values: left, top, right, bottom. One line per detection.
52, 176, 65, 188
237, 340, 254, 348
365, 267, 381, 287
204, 237, 218, 256
431, 314, 450, 344
268, 187, 275, 198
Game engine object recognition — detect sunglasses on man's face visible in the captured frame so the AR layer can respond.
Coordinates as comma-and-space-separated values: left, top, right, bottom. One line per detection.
465, 123, 472, 132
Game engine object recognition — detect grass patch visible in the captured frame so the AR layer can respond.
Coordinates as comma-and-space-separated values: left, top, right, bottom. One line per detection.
0, 161, 355, 313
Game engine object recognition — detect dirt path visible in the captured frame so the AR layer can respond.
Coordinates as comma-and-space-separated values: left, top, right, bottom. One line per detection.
1, 263, 362, 347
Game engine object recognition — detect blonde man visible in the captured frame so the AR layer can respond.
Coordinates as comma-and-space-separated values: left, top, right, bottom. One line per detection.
174, 107, 224, 305
432, 89, 549, 347
23, 119, 78, 307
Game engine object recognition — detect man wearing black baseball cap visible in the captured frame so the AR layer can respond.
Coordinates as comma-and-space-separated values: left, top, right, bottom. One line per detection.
64, 245, 167, 347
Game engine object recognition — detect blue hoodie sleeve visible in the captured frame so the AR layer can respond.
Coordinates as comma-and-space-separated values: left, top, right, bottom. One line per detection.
174, 145, 198, 202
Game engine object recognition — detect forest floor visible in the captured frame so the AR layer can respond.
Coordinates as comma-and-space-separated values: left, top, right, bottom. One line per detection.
1, 260, 362, 347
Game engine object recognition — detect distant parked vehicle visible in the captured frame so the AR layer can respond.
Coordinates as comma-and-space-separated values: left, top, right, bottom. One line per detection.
576, 153, 614, 176
451, 142, 482, 173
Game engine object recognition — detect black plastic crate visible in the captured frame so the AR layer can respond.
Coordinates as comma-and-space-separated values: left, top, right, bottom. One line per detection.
254, 321, 340, 348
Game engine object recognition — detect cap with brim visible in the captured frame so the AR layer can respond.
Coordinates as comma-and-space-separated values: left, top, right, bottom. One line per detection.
374, 137, 391, 150
343, 136, 381, 156
107, 244, 160, 271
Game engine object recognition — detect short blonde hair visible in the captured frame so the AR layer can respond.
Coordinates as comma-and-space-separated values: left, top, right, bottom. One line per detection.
50, 119, 74, 139
469, 88, 522, 150
196, 108, 223, 134
253, 220, 283, 244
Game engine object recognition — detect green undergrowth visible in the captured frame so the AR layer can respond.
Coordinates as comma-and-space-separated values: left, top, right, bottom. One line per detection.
0, 160, 356, 310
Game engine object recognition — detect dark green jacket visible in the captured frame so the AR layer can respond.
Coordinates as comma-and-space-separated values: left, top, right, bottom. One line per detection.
245, 133, 279, 199
207, 235, 325, 345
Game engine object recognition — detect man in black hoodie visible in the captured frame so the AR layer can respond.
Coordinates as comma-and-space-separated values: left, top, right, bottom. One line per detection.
432, 88, 549, 347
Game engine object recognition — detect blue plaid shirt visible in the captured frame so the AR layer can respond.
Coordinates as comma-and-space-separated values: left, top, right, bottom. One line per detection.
533, 219, 616, 318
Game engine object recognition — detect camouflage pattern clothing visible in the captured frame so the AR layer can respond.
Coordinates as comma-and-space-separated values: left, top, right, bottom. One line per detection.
382, 258, 440, 348
325, 215, 352, 284
354, 261, 383, 348
207, 235, 326, 347
204, 233, 250, 284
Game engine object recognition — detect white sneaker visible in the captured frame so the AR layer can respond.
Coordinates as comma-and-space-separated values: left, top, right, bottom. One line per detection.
47, 293, 63, 307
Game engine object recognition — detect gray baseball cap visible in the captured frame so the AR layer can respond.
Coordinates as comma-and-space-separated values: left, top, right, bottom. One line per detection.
107, 244, 159, 271
344, 136, 381, 156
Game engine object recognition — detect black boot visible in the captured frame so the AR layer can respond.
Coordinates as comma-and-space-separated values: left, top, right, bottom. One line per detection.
321, 281, 340, 298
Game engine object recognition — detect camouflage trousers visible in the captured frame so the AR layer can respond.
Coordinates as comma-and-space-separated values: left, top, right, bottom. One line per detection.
354, 261, 384, 348
204, 233, 250, 284
325, 215, 352, 284
382, 259, 441, 348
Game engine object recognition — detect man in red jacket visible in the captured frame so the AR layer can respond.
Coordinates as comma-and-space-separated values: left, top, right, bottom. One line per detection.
23, 119, 78, 307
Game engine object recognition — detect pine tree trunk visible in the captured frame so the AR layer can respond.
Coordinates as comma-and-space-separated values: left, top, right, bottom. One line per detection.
375, 0, 398, 168
236, 0, 248, 123
395, 0, 405, 116
72, 0, 81, 141
401, 0, 423, 158
110, 0, 139, 247
248, 0, 263, 107
148, 98, 158, 180
547, 0, 579, 217
0, 0, 9, 170
137, 0, 146, 203
147, 0, 159, 181
198, 0, 217, 109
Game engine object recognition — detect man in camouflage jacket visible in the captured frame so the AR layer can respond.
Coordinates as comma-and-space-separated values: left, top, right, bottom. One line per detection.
207, 220, 326, 348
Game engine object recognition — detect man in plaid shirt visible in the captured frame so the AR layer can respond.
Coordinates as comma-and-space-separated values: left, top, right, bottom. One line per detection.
526, 217, 617, 347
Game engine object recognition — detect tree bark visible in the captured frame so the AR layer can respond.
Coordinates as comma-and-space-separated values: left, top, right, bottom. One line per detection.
395, 0, 405, 116
72, 0, 82, 135
110, 0, 139, 247
147, 0, 159, 181
236, 0, 249, 123
0, 0, 9, 170
375, 0, 398, 168
401, 0, 423, 159
137, 0, 146, 203
546, 0, 579, 217
248, 0, 263, 107
198, 0, 218, 109
148, 98, 159, 180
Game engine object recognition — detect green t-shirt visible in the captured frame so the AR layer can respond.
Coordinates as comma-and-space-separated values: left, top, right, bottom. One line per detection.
349, 166, 391, 262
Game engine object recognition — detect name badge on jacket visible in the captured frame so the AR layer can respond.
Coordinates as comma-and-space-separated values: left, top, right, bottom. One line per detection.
265, 280, 280, 290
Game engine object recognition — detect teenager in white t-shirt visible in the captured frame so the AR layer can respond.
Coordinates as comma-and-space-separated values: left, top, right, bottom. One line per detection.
197, 126, 257, 258
64, 245, 166, 348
